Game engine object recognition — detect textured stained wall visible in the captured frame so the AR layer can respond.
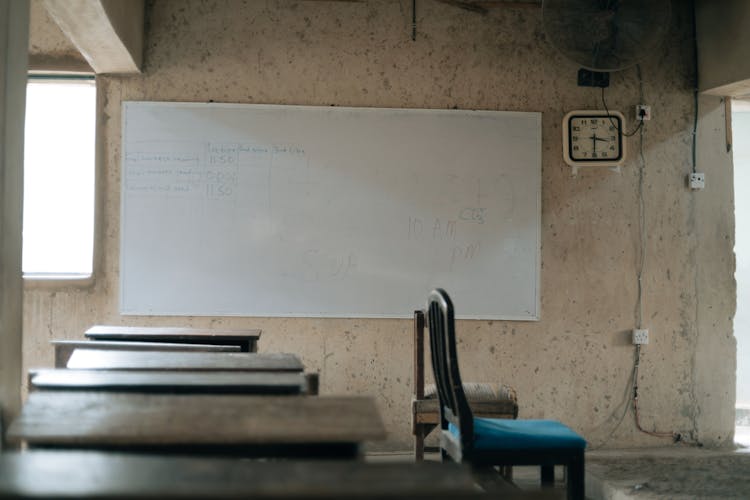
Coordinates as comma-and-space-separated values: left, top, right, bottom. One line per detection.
24, 0, 735, 450
28, 0, 90, 71
696, 0, 750, 96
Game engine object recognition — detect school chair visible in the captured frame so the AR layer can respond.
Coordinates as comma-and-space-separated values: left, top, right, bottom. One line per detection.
412, 309, 518, 461
425, 288, 587, 500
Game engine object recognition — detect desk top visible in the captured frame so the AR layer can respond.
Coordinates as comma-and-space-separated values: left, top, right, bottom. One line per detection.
67, 349, 304, 372
85, 325, 261, 342
51, 340, 241, 352
0, 451, 482, 499
30, 369, 306, 394
51, 340, 242, 368
7, 392, 386, 449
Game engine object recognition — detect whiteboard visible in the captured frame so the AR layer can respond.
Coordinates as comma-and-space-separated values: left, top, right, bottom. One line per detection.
120, 102, 541, 319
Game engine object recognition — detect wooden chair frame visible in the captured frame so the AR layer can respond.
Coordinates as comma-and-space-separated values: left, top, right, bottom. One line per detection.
412, 309, 518, 461
426, 288, 585, 500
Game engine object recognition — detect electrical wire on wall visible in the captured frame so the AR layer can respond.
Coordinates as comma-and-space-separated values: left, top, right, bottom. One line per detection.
691, 3, 699, 174
597, 64, 679, 444
632, 99, 676, 440
601, 89, 643, 138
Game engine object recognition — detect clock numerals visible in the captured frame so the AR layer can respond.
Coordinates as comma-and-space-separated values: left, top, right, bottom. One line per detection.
564, 112, 624, 166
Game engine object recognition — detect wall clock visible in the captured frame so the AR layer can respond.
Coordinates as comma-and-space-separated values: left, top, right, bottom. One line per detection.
562, 110, 626, 172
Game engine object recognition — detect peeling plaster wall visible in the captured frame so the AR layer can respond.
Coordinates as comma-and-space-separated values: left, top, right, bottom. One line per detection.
28, 0, 90, 71
24, 0, 735, 450
28, 0, 76, 56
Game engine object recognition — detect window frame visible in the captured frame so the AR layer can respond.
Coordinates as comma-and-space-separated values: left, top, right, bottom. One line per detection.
22, 72, 98, 288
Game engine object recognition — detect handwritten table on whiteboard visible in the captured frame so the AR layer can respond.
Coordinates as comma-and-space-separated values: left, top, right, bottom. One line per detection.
121, 102, 541, 319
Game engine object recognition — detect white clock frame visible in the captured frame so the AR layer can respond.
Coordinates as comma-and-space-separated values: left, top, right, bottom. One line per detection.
562, 110, 626, 171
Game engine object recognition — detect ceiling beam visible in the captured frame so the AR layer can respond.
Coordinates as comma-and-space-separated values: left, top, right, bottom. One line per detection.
696, 0, 750, 96
42, 0, 144, 75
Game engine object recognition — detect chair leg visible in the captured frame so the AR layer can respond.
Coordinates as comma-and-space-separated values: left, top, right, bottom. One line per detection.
414, 426, 425, 461
541, 464, 554, 486
472, 466, 519, 494
500, 465, 513, 481
566, 452, 585, 500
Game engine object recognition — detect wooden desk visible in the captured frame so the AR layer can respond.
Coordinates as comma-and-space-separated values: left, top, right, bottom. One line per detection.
51, 340, 240, 368
85, 325, 261, 352
29, 369, 307, 395
0, 451, 484, 499
66, 349, 304, 372
8, 392, 386, 458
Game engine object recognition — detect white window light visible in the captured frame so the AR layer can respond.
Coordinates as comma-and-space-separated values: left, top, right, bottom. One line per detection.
23, 76, 96, 279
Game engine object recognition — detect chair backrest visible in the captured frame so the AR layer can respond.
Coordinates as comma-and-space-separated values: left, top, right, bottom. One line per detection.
426, 288, 474, 458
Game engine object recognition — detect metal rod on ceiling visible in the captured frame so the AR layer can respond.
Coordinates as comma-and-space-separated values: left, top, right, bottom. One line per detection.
28, 74, 95, 81
412, 0, 417, 41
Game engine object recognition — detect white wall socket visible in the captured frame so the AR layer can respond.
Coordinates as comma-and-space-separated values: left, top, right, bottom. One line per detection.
633, 329, 649, 345
689, 172, 705, 190
636, 105, 652, 121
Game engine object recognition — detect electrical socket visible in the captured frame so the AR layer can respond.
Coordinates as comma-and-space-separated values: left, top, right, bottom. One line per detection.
633, 329, 649, 345
636, 105, 652, 121
689, 172, 705, 190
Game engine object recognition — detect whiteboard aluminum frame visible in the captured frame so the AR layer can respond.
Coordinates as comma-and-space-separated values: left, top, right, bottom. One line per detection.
120, 101, 542, 320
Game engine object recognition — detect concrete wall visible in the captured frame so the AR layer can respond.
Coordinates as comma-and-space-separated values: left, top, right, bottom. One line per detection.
1, 0, 29, 436
41, 0, 143, 74
99, 0, 144, 70
24, 0, 736, 450
28, 0, 90, 72
696, 0, 750, 96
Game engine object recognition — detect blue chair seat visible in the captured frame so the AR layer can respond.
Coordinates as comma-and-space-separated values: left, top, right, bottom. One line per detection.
450, 418, 587, 451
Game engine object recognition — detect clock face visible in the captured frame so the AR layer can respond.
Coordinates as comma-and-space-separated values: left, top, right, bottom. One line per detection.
562, 110, 626, 168
568, 115, 621, 161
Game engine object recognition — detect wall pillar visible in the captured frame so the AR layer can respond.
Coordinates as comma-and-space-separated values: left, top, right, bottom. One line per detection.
693, 94, 737, 446
0, 0, 29, 443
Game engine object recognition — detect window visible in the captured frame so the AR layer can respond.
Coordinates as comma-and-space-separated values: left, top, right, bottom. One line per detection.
23, 76, 96, 279
734, 98, 750, 446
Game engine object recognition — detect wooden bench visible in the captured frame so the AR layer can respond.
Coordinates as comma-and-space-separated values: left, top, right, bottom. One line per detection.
61, 348, 319, 394
7, 392, 385, 458
85, 325, 261, 352
29, 369, 309, 395
0, 451, 485, 499
51, 340, 240, 368
66, 349, 304, 372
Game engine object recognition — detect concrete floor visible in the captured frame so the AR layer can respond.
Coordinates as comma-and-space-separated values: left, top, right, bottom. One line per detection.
587, 446, 750, 500
369, 446, 750, 499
